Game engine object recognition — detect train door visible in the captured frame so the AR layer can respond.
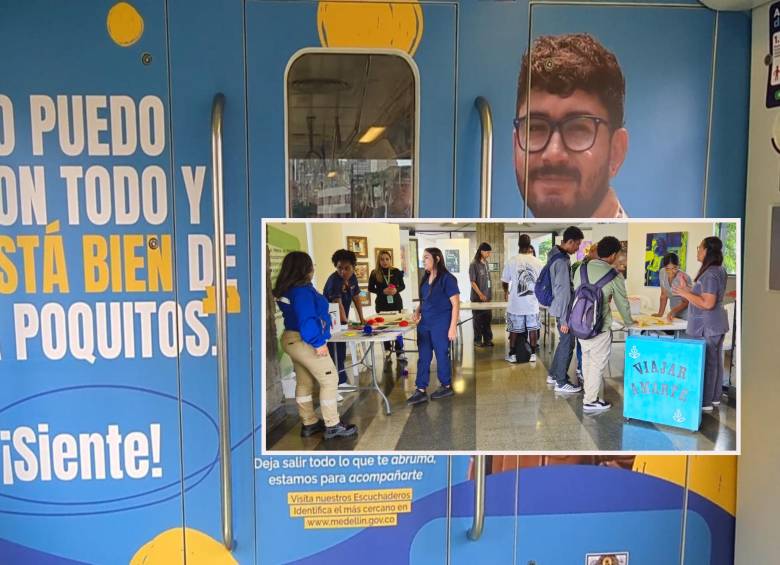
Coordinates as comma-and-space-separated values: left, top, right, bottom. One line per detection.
522, 1, 717, 218
244, 0, 458, 219
166, 0, 256, 563
247, 3, 458, 562
0, 1, 191, 563
447, 456, 518, 564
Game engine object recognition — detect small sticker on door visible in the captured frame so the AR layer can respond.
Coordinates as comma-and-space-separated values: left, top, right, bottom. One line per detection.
585, 552, 629, 565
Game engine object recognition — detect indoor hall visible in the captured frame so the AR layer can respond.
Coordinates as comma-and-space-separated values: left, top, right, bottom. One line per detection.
264, 219, 739, 452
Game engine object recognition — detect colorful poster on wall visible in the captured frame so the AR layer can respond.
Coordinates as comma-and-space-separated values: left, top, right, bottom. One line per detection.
617, 240, 629, 279
444, 249, 460, 272
644, 232, 687, 287
576, 240, 593, 261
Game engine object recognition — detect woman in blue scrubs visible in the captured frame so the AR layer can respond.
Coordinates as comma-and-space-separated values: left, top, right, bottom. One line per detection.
673, 236, 730, 411
407, 248, 461, 405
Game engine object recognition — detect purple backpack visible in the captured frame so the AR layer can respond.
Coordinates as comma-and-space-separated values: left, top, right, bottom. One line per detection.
567, 263, 618, 339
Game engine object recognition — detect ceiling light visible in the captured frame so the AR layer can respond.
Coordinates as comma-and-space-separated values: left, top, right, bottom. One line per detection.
327, 171, 337, 178
358, 126, 386, 144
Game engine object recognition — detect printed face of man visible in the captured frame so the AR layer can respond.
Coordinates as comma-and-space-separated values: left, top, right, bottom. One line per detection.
514, 88, 628, 217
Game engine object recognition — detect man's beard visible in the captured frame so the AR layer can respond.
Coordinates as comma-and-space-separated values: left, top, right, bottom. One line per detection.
521, 161, 611, 218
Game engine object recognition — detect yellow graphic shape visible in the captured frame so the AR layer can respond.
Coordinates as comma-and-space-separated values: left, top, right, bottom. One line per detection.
107, 2, 144, 47
131, 527, 237, 565
317, 1, 424, 56
633, 455, 737, 515
45, 220, 60, 234
202, 285, 242, 314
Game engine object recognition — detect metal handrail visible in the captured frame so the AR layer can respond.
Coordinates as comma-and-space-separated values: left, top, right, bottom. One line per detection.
211, 93, 233, 550
467, 455, 486, 540
475, 97, 493, 219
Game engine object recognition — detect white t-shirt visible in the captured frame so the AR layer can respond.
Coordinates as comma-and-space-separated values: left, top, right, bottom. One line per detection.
501, 253, 543, 315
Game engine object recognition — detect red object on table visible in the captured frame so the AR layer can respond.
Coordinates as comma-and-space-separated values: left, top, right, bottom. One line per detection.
375, 317, 385, 323
399, 320, 409, 327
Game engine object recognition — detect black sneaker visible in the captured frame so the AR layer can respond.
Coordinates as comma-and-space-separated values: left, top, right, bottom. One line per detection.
407, 389, 429, 405
300, 420, 325, 437
430, 385, 454, 400
324, 421, 358, 440
583, 399, 612, 413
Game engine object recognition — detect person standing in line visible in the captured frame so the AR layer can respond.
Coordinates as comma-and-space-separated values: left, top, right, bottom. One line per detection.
322, 249, 366, 397
368, 249, 407, 362
546, 226, 585, 393
407, 248, 460, 406
501, 234, 543, 363
469, 242, 494, 348
571, 243, 599, 384
273, 251, 358, 439
654, 252, 692, 321
673, 236, 730, 411
571, 236, 635, 413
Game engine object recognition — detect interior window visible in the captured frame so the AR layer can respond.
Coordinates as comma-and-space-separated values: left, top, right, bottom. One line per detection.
286, 52, 417, 218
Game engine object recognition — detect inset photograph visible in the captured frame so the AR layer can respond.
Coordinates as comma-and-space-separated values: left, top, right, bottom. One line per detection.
263, 219, 739, 453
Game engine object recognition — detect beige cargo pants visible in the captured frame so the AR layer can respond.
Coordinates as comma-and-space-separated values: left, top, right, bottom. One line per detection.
280, 331, 340, 427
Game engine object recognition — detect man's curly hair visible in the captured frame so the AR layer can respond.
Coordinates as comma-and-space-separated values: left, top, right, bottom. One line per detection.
517, 33, 626, 129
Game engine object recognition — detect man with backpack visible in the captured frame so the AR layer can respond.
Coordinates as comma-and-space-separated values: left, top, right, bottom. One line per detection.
570, 236, 635, 412
535, 226, 584, 393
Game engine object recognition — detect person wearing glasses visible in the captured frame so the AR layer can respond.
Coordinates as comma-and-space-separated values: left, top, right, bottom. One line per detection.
513, 33, 629, 218
672, 237, 730, 412
653, 252, 692, 321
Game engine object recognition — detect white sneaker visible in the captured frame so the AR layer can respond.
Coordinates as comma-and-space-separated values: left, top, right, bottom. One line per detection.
530, 353, 537, 363
702, 405, 713, 412
338, 383, 358, 391
555, 383, 582, 394
576, 369, 583, 378
397, 352, 407, 361
505, 354, 517, 363
712, 400, 721, 407
546, 375, 556, 384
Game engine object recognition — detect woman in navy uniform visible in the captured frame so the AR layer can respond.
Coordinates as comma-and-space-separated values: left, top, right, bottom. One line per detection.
407, 248, 461, 405
673, 236, 730, 411
273, 251, 358, 439
368, 249, 407, 361
322, 249, 366, 392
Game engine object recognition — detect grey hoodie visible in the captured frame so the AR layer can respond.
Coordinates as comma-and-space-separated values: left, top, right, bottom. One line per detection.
548, 246, 573, 319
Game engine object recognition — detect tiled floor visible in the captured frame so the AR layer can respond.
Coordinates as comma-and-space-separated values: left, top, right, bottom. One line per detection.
266, 322, 737, 452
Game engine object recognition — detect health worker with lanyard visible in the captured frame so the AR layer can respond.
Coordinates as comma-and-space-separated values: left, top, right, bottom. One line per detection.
368, 249, 407, 361
407, 248, 460, 406
273, 251, 358, 440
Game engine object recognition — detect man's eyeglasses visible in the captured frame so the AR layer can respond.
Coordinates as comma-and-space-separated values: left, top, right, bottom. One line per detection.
513, 115, 610, 153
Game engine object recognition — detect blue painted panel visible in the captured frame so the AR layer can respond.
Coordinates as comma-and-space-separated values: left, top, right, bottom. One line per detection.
521, 5, 716, 218
624, 335, 706, 431
0, 0, 184, 563
706, 11, 750, 220
167, 0, 256, 563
